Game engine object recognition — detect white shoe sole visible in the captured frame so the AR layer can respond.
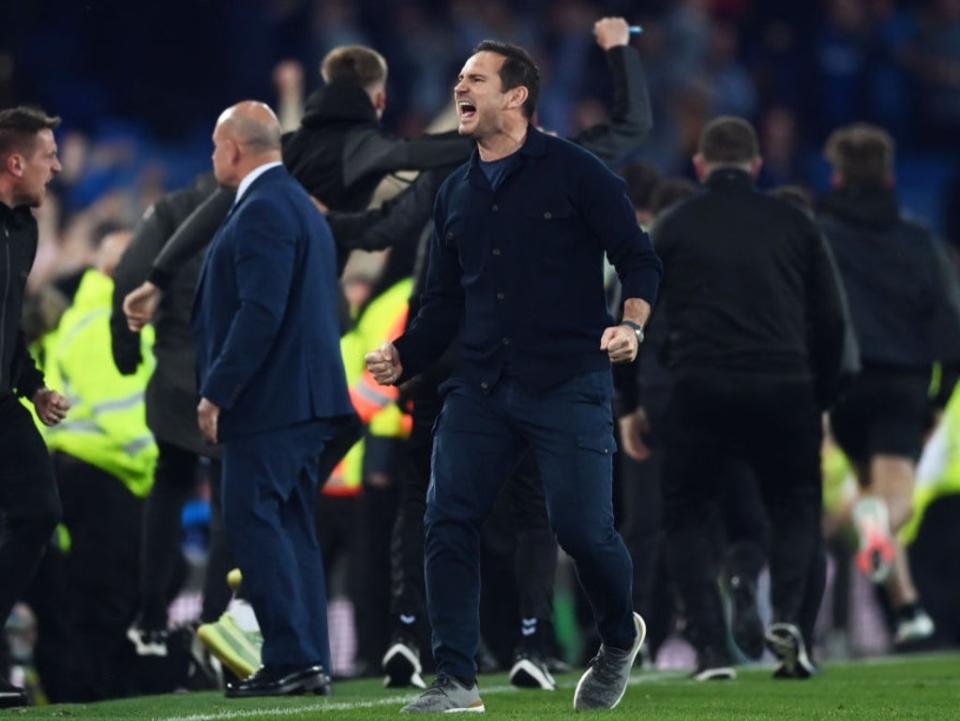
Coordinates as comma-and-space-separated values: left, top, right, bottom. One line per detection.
693, 666, 737, 681
126, 626, 168, 657
444, 702, 485, 713
382, 642, 427, 689
573, 612, 646, 711
509, 658, 556, 690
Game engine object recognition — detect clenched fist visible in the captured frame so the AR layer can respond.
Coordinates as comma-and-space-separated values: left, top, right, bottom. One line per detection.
594, 17, 630, 50
365, 342, 403, 386
123, 281, 161, 332
600, 324, 640, 364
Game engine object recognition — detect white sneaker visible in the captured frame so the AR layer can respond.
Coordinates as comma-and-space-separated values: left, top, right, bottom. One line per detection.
894, 607, 935, 646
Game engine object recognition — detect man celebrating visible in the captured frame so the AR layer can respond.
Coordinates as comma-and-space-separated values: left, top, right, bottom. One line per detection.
0, 106, 70, 708
366, 42, 661, 713
192, 101, 353, 697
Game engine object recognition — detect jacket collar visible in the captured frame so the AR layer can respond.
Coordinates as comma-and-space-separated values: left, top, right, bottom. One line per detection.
705, 167, 755, 190
466, 123, 546, 190
0, 200, 35, 229
235, 161, 285, 205
818, 184, 900, 230
300, 82, 379, 128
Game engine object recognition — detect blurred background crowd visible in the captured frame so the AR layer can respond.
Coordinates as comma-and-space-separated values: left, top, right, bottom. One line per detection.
3, 0, 960, 286
2, 0, 960, 705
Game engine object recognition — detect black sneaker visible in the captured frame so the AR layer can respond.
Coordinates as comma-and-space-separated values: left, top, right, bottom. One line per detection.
509, 648, 556, 690
726, 572, 764, 660
0, 677, 28, 708
127, 623, 169, 657
691, 648, 737, 681
382, 634, 426, 689
766, 622, 817, 679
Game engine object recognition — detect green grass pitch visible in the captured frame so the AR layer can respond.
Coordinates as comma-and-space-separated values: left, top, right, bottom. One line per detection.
6, 653, 958, 720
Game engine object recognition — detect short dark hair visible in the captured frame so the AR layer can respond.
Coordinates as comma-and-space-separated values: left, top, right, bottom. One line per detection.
321, 46, 388, 90
473, 40, 540, 118
824, 123, 894, 187
0, 106, 61, 160
698, 116, 759, 165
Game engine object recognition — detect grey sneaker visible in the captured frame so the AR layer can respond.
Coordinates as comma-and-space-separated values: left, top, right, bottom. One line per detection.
573, 612, 646, 711
400, 675, 485, 713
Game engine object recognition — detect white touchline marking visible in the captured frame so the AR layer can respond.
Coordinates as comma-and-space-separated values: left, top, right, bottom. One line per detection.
152, 672, 681, 721
135, 652, 960, 721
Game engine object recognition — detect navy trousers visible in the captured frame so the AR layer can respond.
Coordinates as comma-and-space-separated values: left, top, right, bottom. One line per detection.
221, 419, 333, 670
426, 370, 636, 682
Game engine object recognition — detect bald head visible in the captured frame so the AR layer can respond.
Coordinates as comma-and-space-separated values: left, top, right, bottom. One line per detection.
211, 101, 283, 188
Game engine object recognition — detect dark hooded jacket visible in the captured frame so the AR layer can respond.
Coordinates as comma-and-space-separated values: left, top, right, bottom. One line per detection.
818, 186, 960, 383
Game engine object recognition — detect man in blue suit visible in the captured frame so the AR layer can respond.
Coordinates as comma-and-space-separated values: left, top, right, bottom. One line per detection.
191, 101, 353, 698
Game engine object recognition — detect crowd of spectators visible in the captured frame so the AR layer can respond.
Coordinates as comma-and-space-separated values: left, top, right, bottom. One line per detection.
2, 0, 959, 285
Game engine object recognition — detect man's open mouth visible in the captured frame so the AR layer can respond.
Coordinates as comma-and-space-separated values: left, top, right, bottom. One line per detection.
457, 100, 477, 121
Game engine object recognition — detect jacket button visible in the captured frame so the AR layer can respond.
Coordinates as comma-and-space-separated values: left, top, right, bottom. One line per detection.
492, 204, 499, 212
492, 248, 501, 256
543, 211, 552, 220
502, 337, 511, 346
496, 292, 505, 300
446, 230, 455, 240
480, 381, 489, 390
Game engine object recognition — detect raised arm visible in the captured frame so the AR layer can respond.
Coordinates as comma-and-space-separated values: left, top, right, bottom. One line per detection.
571, 18, 653, 165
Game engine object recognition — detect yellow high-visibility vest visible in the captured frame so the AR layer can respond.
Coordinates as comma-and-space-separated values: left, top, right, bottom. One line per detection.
41, 270, 157, 498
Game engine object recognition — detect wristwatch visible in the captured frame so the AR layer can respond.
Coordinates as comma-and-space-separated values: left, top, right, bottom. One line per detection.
620, 320, 645, 344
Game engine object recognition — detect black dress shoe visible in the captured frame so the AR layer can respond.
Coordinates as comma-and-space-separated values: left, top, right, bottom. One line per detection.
225, 664, 331, 698
0, 677, 28, 708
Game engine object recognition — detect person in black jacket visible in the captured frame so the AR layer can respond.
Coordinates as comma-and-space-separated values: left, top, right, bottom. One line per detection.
0, 106, 69, 709
654, 116, 850, 681
123, 44, 472, 320
111, 174, 236, 658
818, 123, 960, 647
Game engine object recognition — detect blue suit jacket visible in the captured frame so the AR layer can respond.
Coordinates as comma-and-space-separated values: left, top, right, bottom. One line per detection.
191, 165, 352, 441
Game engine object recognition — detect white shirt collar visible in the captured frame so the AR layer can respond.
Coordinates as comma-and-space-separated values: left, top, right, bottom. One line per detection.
235, 161, 284, 204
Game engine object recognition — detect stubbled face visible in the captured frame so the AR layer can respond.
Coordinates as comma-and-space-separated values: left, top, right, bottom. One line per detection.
454, 51, 511, 139
16, 129, 61, 207
211, 122, 238, 188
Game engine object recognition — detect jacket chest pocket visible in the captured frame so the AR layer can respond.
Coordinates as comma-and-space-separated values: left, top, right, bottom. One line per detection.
522, 198, 578, 266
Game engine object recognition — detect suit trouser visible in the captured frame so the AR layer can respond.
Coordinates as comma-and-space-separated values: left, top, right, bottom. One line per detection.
662, 372, 824, 654
0, 393, 61, 627
426, 370, 635, 682
221, 419, 333, 669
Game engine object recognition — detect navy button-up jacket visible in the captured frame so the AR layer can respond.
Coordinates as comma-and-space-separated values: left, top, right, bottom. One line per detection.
393, 125, 662, 392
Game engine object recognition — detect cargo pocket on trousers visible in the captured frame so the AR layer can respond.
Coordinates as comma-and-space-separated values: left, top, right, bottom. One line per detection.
576, 431, 618, 456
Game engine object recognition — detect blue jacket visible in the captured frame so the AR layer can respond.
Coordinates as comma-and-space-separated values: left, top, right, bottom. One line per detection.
394, 125, 662, 392
191, 166, 352, 441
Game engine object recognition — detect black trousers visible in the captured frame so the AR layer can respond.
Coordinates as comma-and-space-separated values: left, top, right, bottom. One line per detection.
138, 440, 231, 628
0, 393, 61, 627
662, 372, 825, 654
29, 453, 142, 701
